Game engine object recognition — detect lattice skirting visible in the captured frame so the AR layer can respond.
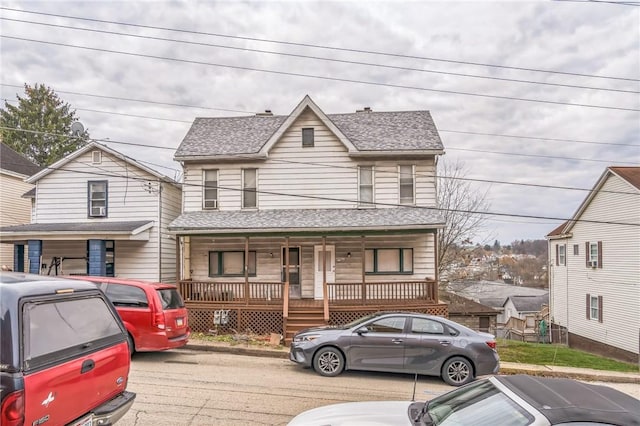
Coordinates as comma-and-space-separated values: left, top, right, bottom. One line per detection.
329, 304, 449, 326
188, 307, 284, 335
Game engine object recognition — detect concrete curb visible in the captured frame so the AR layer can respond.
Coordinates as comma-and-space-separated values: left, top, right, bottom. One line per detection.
184, 342, 640, 384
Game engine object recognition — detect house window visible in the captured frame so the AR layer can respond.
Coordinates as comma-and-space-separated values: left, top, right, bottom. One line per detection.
209, 251, 257, 277
573, 244, 579, 256
242, 168, 257, 208
358, 166, 374, 207
203, 169, 218, 209
88, 181, 107, 217
586, 241, 602, 268
556, 244, 566, 266
587, 293, 603, 322
364, 248, 413, 274
91, 150, 102, 164
399, 165, 415, 205
302, 128, 314, 147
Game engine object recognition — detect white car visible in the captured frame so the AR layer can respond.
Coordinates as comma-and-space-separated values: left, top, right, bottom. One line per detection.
288, 375, 640, 426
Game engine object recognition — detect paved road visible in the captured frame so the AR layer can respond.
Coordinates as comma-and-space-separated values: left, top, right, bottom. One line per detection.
117, 348, 639, 426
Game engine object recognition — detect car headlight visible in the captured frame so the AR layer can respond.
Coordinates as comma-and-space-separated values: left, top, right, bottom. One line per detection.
293, 334, 320, 343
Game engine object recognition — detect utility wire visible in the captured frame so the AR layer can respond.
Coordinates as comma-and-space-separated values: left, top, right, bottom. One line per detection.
2, 125, 638, 195
2, 35, 639, 113
2, 6, 637, 82
2, 17, 637, 94
20, 159, 640, 228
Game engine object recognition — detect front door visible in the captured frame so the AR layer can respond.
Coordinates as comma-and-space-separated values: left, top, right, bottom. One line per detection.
314, 245, 335, 300
282, 247, 301, 299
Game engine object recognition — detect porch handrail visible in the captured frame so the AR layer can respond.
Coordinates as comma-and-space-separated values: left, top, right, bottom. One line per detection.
178, 280, 284, 305
326, 280, 438, 305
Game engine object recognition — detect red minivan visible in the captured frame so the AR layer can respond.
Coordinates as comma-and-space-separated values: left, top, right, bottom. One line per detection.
67, 277, 190, 353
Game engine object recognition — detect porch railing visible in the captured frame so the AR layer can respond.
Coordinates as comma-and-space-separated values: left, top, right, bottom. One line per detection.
178, 281, 284, 305
327, 280, 438, 305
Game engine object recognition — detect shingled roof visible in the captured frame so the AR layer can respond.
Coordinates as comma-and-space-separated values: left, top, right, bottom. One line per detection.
0, 143, 41, 176
174, 96, 444, 159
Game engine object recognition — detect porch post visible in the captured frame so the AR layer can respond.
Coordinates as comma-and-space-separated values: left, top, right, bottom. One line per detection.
244, 236, 250, 305
322, 236, 328, 322
175, 236, 181, 282
361, 235, 366, 304
434, 230, 439, 302
284, 237, 290, 321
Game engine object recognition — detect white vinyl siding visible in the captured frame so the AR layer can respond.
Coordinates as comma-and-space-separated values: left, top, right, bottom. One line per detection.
549, 173, 639, 356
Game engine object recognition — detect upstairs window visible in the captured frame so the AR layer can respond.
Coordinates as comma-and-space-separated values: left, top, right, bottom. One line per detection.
302, 128, 315, 147
88, 181, 107, 217
365, 248, 413, 274
573, 244, 579, 256
399, 165, 415, 205
203, 169, 218, 209
556, 244, 566, 266
585, 241, 602, 268
358, 166, 374, 207
242, 168, 257, 208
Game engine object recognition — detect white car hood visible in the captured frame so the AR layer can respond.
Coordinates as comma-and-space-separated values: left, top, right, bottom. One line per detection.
287, 401, 414, 426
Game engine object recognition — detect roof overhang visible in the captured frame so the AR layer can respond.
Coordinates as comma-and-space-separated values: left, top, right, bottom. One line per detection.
0, 221, 154, 243
348, 149, 445, 158
176, 153, 268, 163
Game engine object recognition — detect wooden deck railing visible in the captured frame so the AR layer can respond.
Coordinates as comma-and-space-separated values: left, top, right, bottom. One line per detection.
327, 280, 438, 305
178, 281, 284, 305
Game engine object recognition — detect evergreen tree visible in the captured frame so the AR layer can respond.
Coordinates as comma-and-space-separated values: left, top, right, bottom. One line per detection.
1, 83, 89, 166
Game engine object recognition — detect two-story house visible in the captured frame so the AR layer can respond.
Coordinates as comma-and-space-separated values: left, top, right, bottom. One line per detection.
547, 166, 639, 364
0, 141, 182, 282
0, 143, 41, 270
169, 95, 449, 341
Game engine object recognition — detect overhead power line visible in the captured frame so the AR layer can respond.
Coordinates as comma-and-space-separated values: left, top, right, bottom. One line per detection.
2, 17, 637, 95
2, 125, 639, 194
2, 35, 639, 113
2, 6, 638, 82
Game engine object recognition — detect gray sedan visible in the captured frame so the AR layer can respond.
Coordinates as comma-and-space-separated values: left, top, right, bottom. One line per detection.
289, 311, 499, 386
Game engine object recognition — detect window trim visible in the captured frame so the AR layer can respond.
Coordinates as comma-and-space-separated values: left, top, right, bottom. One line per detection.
365, 248, 413, 275
88, 180, 108, 218
556, 244, 566, 266
242, 168, 258, 209
302, 128, 315, 147
586, 293, 603, 322
358, 165, 374, 208
203, 169, 219, 210
398, 164, 415, 205
573, 244, 579, 256
208, 250, 257, 277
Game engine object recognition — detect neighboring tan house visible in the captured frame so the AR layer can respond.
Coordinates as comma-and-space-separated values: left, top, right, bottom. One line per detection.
0, 142, 182, 283
169, 95, 449, 341
0, 143, 41, 270
547, 166, 639, 364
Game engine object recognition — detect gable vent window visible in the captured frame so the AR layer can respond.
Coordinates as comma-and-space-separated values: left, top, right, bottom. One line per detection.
92, 150, 102, 164
302, 128, 315, 147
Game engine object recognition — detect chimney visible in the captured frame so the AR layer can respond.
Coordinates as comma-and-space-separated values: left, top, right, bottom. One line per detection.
356, 107, 372, 113
256, 109, 273, 116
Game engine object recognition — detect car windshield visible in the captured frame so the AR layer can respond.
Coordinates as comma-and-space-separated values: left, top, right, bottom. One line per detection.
157, 288, 185, 310
425, 379, 534, 426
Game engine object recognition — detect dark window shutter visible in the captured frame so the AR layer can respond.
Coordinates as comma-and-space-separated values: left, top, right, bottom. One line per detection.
585, 242, 590, 267
555, 245, 559, 266
586, 293, 590, 319
597, 241, 603, 268
598, 296, 603, 322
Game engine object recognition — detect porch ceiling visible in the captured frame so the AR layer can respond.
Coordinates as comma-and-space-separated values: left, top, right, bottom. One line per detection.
0, 220, 153, 242
168, 207, 444, 236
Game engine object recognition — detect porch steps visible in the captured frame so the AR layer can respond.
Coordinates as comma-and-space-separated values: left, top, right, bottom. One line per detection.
284, 307, 326, 344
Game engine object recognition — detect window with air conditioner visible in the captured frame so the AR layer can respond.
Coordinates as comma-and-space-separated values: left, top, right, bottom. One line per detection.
203, 169, 218, 209
88, 181, 107, 217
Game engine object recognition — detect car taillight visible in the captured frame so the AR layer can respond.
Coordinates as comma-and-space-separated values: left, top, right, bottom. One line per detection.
486, 341, 497, 350
2, 390, 25, 426
153, 312, 166, 330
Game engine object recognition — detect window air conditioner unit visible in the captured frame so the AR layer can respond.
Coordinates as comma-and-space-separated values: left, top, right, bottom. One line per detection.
589, 260, 598, 268
97, 207, 106, 216
206, 199, 217, 209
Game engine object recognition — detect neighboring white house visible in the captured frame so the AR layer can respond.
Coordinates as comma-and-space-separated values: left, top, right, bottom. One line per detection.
0, 142, 182, 283
502, 294, 549, 326
547, 166, 639, 364
168, 95, 449, 337
0, 143, 40, 270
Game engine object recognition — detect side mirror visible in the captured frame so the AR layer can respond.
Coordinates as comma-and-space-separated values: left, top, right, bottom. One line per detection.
356, 326, 369, 335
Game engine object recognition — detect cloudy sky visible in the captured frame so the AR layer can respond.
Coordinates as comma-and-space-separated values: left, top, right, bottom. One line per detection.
1, 0, 638, 245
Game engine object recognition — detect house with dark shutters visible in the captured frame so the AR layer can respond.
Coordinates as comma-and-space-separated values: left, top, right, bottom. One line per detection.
0, 141, 181, 282
546, 166, 639, 364
169, 95, 449, 341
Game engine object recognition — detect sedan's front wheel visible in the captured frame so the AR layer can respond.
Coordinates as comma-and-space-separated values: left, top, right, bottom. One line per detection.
313, 347, 345, 377
441, 357, 473, 386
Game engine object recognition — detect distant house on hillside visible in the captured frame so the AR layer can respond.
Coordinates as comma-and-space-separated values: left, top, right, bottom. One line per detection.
0, 143, 41, 270
0, 142, 181, 282
547, 166, 639, 364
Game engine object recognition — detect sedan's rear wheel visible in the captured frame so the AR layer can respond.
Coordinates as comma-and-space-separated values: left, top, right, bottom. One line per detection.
442, 357, 473, 386
313, 347, 345, 377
